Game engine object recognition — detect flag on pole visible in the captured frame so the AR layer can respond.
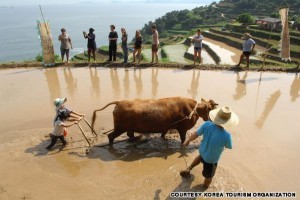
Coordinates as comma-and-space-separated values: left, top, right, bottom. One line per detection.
37, 20, 55, 66
278, 7, 290, 61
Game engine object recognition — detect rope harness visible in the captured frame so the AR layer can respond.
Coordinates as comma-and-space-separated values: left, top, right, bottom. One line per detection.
168, 102, 199, 127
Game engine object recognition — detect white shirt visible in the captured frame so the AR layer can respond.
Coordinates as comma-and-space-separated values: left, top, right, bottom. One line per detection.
52, 119, 64, 136
193, 35, 204, 48
243, 38, 255, 51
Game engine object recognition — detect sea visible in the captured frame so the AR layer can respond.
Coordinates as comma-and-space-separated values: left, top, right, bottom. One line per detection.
0, 3, 202, 62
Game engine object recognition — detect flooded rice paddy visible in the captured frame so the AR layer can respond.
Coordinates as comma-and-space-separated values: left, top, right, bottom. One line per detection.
0, 66, 299, 199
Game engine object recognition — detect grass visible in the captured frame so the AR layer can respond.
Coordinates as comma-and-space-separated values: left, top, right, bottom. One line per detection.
160, 48, 171, 63
99, 46, 109, 52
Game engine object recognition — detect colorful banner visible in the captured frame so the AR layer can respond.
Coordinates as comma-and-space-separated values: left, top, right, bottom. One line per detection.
279, 7, 290, 61
37, 20, 55, 66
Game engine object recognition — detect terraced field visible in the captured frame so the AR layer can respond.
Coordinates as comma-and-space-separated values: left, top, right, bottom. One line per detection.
141, 48, 161, 61
163, 44, 190, 64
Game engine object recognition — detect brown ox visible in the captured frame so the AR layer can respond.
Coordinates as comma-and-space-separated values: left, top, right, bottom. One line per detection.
91, 97, 218, 144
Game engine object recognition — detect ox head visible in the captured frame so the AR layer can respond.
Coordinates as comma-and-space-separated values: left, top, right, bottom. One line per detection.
197, 98, 218, 121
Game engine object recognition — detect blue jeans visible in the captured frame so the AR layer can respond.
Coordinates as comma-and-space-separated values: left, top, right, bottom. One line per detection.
122, 45, 128, 62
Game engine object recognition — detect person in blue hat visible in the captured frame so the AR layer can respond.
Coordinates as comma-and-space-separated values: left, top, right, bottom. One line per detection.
46, 110, 79, 150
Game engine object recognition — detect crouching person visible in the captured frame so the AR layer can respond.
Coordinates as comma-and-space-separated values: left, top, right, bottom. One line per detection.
180, 106, 239, 188
47, 110, 79, 150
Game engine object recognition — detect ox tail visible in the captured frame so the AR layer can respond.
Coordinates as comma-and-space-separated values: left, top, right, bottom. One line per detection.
91, 101, 120, 129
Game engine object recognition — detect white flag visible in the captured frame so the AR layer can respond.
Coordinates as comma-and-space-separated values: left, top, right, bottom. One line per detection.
37, 21, 55, 66
279, 7, 290, 61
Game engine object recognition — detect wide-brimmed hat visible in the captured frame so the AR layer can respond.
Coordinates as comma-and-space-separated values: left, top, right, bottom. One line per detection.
241, 33, 252, 40
209, 106, 239, 128
54, 97, 67, 109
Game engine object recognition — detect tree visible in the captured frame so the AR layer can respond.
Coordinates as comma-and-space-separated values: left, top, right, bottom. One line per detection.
237, 13, 256, 26
270, 13, 280, 18
290, 15, 298, 21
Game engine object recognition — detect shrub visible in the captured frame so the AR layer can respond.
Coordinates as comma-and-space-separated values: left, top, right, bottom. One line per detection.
35, 53, 43, 62
35, 53, 61, 62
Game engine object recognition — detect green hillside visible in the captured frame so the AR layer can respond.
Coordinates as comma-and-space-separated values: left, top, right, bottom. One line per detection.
141, 0, 299, 36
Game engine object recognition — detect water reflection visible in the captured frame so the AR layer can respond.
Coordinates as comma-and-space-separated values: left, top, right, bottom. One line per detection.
124, 69, 130, 99
134, 69, 143, 97
188, 70, 200, 99
255, 90, 281, 129
233, 72, 248, 100
63, 67, 77, 97
152, 68, 159, 98
110, 68, 121, 98
290, 73, 300, 102
44, 68, 61, 103
90, 68, 100, 98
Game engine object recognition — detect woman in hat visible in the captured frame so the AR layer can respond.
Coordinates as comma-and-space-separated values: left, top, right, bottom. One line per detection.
179, 106, 239, 188
83, 28, 97, 62
236, 33, 256, 68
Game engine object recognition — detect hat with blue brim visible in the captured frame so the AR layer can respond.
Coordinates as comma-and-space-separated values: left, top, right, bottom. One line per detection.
54, 97, 67, 109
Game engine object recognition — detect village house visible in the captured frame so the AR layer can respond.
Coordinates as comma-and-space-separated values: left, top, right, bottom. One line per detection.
256, 17, 282, 30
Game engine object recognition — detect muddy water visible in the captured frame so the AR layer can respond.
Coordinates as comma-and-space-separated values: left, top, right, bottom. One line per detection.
0, 67, 300, 199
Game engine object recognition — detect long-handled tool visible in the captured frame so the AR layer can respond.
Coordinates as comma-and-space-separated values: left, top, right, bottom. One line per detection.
77, 123, 91, 146
82, 117, 97, 137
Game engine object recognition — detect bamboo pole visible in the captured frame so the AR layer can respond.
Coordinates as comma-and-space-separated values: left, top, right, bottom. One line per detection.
77, 123, 91, 146
83, 117, 98, 137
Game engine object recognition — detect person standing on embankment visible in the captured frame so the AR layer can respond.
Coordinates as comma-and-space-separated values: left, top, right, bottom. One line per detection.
132, 30, 142, 64
151, 24, 159, 64
121, 28, 128, 63
58, 28, 73, 63
83, 28, 97, 63
236, 33, 256, 68
107, 25, 118, 62
192, 28, 204, 65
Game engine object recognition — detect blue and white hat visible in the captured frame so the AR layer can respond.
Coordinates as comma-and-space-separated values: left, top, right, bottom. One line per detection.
54, 97, 67, 109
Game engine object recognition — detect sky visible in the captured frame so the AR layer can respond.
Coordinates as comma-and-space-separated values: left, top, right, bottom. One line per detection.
0, 0, 216, 6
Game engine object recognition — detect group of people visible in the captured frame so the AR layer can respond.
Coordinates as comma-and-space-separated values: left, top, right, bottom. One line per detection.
190, 29, 256, 67
59, 25, 255, 67
58, 24, 160, 64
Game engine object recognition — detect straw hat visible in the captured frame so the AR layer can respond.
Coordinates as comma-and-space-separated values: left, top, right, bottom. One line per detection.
209, 106, 239, 128
54, 97, 67, 109
241, 33, 252, 40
